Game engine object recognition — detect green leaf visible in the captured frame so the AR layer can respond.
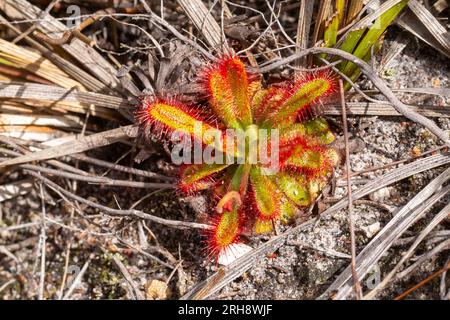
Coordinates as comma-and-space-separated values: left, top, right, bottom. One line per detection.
250, 166, 281, 220
280, 198, 299, 224
335, 0, 346, 27
342, 0, 407, 77
205, 57, 252, 128
265, 75, 335, 127
211, 208, 240, 252
179, 163, 229, 193
280, 118, 336, 147
229, 164, 251, 196
276, 173, 312, 207
343, 31, 385, 90
283, 145, 338, 175
323, 13, 340, 49
337, 27, 366, 70
254, 218, 273, 234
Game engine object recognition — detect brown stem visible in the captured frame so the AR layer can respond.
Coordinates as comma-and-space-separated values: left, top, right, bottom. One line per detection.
339, 79, 362, 300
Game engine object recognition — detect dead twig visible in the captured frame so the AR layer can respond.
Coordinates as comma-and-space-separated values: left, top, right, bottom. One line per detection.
396, 237, 450, 279
26, 170, 211, 231
321, 167, 450, 300
108, 249, 145, 300
394, 260, 450, 300
37, 178, 46, 300
0, 125, 137, 167
11, 0, 60, 44
340, 79, 362, 299
33, 29, 94, 47
441, 256, 450, 300
364, 197, 450, 299
2, 160, 174, 190
62, 257, 91, 300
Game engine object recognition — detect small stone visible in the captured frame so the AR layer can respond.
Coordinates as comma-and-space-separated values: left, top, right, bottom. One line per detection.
361, 222, 381, 238
277, 273, 285, 284
218, 243, 252, 266
369, 187, 390, 202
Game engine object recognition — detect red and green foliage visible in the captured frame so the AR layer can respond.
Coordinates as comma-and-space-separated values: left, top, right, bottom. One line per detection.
136, 56, 339, 260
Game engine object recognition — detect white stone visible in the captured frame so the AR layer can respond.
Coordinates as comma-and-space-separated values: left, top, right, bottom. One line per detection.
218, 243, 253, 266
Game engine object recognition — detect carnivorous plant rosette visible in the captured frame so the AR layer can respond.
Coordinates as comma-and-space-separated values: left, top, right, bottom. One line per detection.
136, 56, 339, 262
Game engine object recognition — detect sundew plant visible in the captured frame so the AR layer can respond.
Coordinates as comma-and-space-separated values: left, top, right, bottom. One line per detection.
136, 56, 339, 261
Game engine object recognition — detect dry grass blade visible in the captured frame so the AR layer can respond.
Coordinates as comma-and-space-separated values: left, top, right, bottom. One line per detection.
1, 0, 121, 91
365, 200, 450, 299
312, 0, 333, 46
397, 0, 450, 58
0, 125, 68, 142
373, 87, 450, 97
0, 63, 52, 85
181, 153, 450, 300
320, 167, 450, 300
0, 101, 122, 123
379, 31, 410, 70
108, 248, 145, 300
1, 139, 172, 181
10, 162, 173, 189
396, 238, 450, 280
0, 83, 128, 110
181, 219, 314, 300
4, 83, 447, 120
0, 114, 85, 128
177, 0, 225, 50
0, 15, 110, 93
324, 101, 450, 118
431, 0, 449, 14
407, 0, 450, 54
295, 0, 315, 68
0, 38, 84, 90
0, 84, 127, 122
61, 258, 91, 300
0, 125, 137, 167
394, 259, 450, 300
27, 170, 209, 231
346, 0, 364, 25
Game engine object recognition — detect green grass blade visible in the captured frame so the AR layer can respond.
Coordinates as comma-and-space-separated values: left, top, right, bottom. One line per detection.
342, 0, 408, 76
